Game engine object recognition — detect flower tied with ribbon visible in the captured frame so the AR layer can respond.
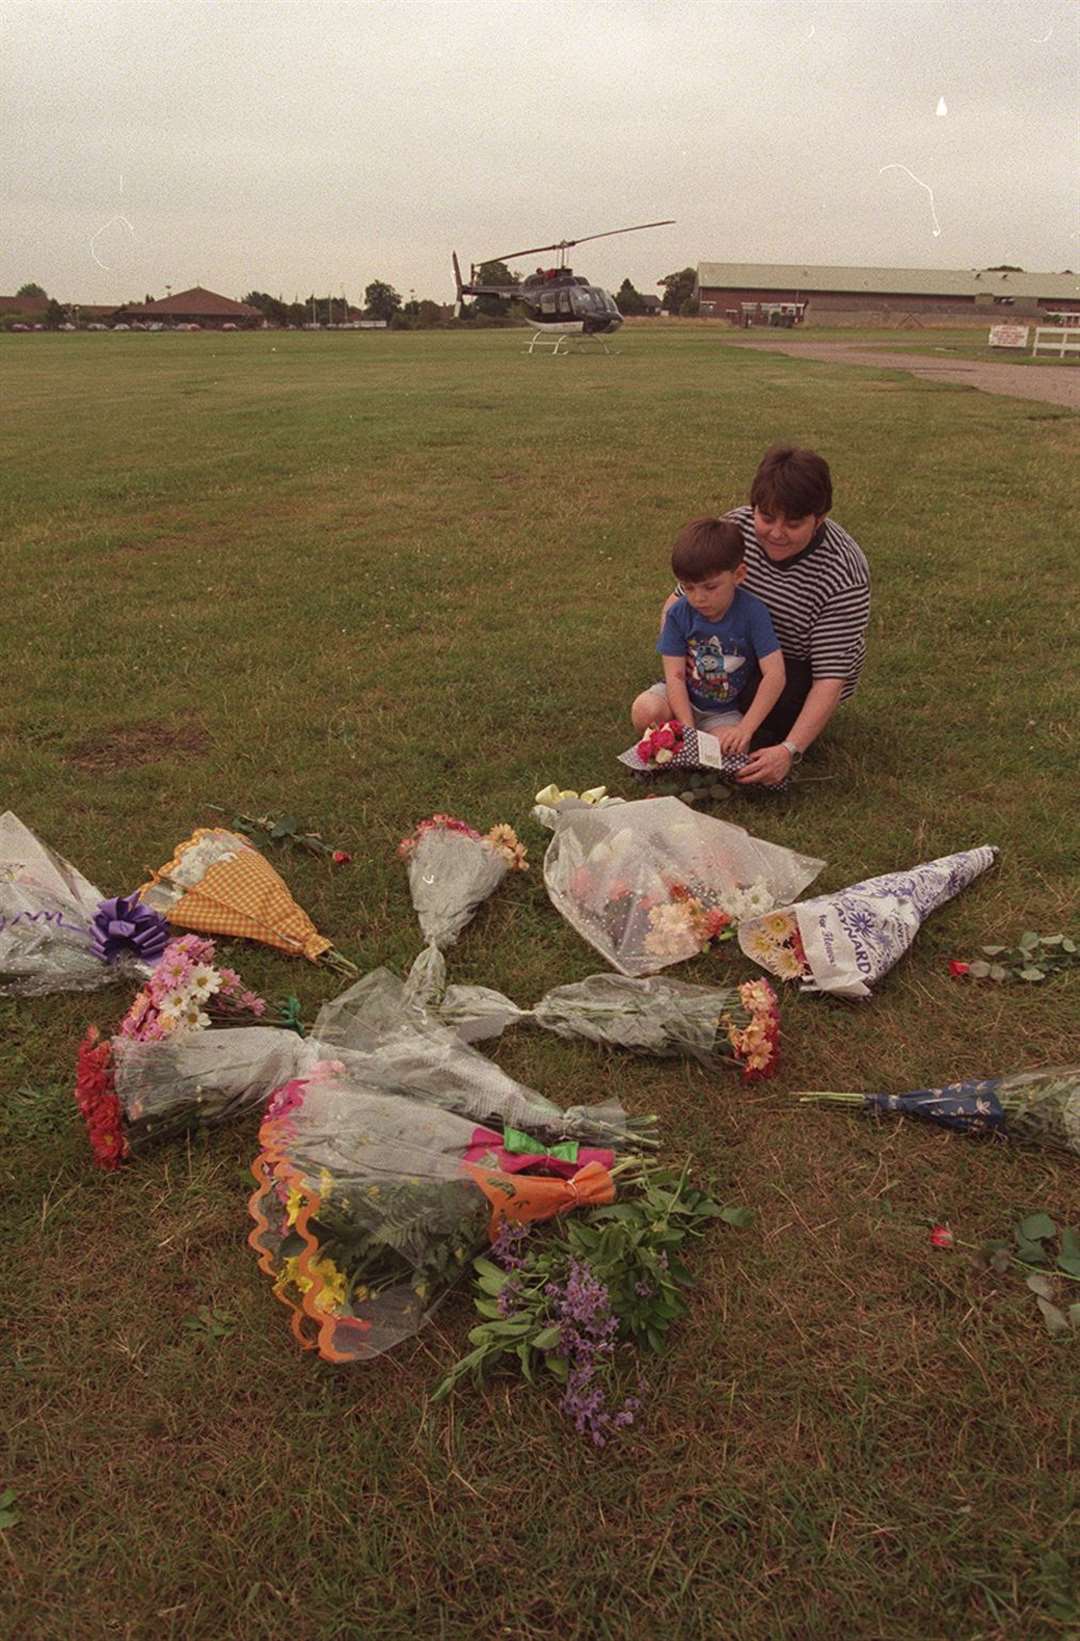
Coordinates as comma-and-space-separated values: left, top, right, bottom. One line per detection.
90, 895, 170, 967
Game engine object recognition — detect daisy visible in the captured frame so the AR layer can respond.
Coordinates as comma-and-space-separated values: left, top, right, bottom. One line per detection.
762, 912, 797, 940
771, 944, 809, 982
188, 963, 222, 999
740, 925, 783, 967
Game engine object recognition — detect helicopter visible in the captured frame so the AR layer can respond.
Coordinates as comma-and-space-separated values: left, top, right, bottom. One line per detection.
452, 220, 675, 338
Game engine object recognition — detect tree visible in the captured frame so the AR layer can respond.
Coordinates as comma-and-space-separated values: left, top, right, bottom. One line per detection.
44, 298, 66, 329
364, 280, 402, 322
615, 277, 646, 316
983, 265, 1024, 272
16, 282, 46, 299
244, 290, 290, 327
659, 267, 697, 314
466, 260, 518, 318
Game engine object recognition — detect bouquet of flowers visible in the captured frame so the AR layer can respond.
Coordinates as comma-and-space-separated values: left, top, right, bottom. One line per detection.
738, 846, 998, 1000
309, 966, 658, 1152
247, 1061, 637, 1363
0, 811, 170, 996
435, 972, 782, 1079
544, 796, 824, 976
797, 1066, 1080, 1157
398, 814, 528, 999
72, 934, 305, 1168
617, 719, 754, 782
532, 784, 623, 831
433, 1167, 744, 1446
139, 828, 356, 976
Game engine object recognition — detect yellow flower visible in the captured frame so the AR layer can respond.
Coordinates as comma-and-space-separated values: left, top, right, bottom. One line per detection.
284, 1185, 305, 1227
534, 784, 562, 805
771, 945, 807, 982
580, 786, 608, 805
310, 1256, 347, 1312
741, 927, 782, 967
762, 912, 797, 939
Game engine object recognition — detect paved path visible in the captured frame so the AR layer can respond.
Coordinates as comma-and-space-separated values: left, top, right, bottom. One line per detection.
724, 337, 1080, 410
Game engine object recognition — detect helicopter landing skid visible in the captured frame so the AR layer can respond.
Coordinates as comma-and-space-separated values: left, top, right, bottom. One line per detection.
524, 330, 618, 357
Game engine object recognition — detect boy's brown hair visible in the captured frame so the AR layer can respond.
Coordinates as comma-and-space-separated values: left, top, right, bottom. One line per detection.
750, 444, 832, 518
671, 517, 745, 582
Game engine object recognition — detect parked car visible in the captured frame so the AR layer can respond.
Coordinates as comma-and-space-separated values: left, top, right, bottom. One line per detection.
221, 322, 237, 331
87, 323, 107, 331
112, 324, 130, 331
60, 323, 77, 331
11, 323, 30, 332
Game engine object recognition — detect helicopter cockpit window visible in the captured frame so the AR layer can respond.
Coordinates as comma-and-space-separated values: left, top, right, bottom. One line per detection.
539, 292, 558, 315
557, 290, 573, 316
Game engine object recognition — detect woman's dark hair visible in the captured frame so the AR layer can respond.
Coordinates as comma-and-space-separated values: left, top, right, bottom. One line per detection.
750, 444, 832, 518
671, 517, 745, 582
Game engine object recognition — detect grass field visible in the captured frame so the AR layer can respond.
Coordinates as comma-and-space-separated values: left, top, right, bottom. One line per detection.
2, 329, 1078, 1640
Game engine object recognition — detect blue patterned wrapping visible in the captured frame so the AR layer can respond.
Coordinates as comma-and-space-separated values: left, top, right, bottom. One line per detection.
864, 1079, 1006, 1135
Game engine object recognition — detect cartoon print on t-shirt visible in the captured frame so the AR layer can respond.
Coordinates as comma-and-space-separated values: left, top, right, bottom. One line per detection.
688, 637, 746, 703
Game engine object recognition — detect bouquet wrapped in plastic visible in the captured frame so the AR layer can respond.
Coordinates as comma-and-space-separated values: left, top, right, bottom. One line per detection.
544, 796, 824, 976
738, 846, 998, 1000
247, 1060, 635, 1362
0, 811, 169, 996
139, 828, 356, 976
797, 1067, 1080, 1157
435, 971, 782, 1080
398, 815, 527, 998
72, 934, 305, 1168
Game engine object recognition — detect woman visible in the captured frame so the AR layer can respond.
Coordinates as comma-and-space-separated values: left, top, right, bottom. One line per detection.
637, 444, 870, 786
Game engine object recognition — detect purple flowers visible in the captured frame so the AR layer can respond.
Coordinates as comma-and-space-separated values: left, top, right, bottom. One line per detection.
554, 1259, 640, 1447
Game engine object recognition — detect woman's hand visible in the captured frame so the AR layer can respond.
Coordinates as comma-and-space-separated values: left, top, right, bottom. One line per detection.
737, 743, 793, 785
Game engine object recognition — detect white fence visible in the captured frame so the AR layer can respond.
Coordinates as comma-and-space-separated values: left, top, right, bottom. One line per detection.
1032, 326, 1080, 359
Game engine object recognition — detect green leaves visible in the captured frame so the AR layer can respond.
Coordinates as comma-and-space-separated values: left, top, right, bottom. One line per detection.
958, 930, 1079, 983
210, 805, 341, 858
0, 1489, 20, 1530
182, 1305, 237, 1342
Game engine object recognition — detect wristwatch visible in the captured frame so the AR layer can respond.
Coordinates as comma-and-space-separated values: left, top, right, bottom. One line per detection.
781, 740, 803, 765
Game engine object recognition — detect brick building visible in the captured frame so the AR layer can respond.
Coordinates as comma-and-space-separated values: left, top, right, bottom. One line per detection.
110, 286, 264, 329
694, 264, 1080, 325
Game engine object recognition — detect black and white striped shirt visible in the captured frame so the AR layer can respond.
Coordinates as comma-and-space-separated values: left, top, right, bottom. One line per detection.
728, 505, 870, 700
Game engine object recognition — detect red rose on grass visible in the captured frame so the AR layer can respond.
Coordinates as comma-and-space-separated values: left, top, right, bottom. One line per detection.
331, 850, 352, 866
948, 961, 970, 978
929, 1226, 954, 1249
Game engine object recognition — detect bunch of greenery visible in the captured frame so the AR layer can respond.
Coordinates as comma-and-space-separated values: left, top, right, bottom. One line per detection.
432, 1168, 750, 1433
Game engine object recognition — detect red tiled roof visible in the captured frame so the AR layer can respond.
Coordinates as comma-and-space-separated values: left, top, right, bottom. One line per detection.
0, 294, 48, 314
113, 286, 262, 318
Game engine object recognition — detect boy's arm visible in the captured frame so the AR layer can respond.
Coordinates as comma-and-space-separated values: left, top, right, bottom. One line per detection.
716, 651, 786, 753
661, 655, 696, 728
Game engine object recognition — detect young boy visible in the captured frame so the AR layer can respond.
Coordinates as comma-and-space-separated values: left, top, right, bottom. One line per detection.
632, 517, 785, 754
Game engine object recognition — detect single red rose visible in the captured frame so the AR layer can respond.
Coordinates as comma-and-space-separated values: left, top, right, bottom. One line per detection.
332, 850, 352, 866
930, 1225, 954, 1249
948, 961, 970, 978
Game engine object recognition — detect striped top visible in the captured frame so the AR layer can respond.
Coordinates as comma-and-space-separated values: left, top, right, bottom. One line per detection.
727, 505, 870, 700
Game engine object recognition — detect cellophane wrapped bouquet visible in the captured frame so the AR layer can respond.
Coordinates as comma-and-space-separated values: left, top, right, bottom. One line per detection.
248, 1051, 652, 1363
73, 934, 306, 1168
738, 847, 999, 999
397, 814, 528, 999
0, 811, 169, 996
434, 971, 782, 1080
798, 1066, 1080, 1157
543, 796, 823, 977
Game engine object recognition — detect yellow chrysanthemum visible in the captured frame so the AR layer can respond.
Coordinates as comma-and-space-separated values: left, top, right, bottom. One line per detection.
771, 945, 808, 981
762, 912, 797, 939
740, 927, 782, 966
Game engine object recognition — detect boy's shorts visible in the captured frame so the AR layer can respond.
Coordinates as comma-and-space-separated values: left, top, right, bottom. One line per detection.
643, 682, 742, 736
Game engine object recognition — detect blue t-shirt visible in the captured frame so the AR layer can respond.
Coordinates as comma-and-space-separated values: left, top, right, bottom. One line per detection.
657, 587, 780, 714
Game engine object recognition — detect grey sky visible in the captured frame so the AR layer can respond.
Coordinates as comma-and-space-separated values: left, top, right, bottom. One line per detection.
2, 0, 1076, 306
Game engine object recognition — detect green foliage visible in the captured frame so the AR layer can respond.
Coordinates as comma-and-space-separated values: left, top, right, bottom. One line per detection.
659, 266, 696, 313
44, 299, 67, 330
182, 1305, 237, 1341
433, 1168, 745, 1403
363, 280, 402, 321
243, 290, 290, 327
0, 1489, 20, 1530
15, 282, 46, 299
615, 278, 646, 316
963, 930, 1078, 983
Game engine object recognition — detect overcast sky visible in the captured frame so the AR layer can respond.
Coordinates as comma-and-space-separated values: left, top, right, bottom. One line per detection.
2, 0, 1076, 306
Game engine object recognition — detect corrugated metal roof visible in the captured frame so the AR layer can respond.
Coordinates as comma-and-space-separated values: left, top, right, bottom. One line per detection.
696, 264, 1080, 300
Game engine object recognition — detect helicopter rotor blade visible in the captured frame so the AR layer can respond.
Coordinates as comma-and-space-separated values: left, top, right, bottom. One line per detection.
483, 219, 675, 266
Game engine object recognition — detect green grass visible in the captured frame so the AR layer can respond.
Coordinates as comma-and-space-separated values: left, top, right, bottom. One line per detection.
2, 330, 1078, 1640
